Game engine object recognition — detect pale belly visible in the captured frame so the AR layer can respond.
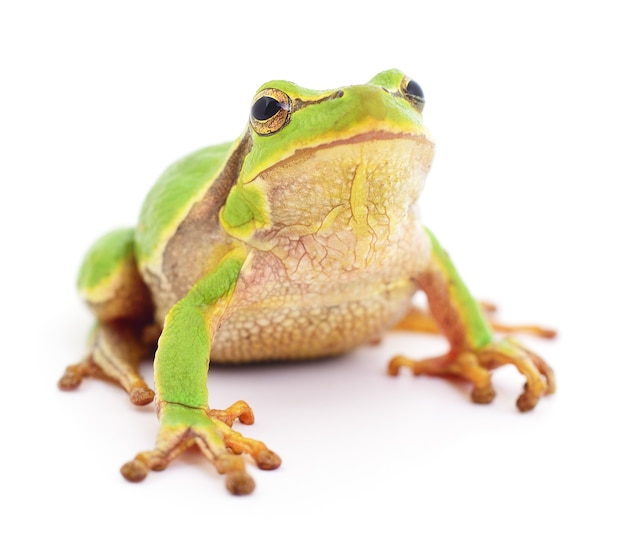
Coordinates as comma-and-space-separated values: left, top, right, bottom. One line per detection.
210, 222, 428, 363
210, 275, 418, 363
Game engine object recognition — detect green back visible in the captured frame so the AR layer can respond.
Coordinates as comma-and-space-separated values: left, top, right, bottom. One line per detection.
135, 141, 235, 265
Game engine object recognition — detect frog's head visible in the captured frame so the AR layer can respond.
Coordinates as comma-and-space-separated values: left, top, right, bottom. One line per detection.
221, 69, 435, 247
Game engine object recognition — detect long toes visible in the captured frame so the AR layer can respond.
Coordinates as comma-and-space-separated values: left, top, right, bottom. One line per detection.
209, 400, 255, 426
535, 360, 557, 395
129, 385, 155, 406
58, 370, 82, 390
213, 453, 257, 495
121, 449, 169, 482
226, 471, 256, 495
544, 367, 557, 394
120, 404, 280, 493
120, 459, 149, 482
256, 450, 282, 470
516, 390, 540, 412
520, 347, 556, 394
58, 360, 98, 390
471, 384, 496, 404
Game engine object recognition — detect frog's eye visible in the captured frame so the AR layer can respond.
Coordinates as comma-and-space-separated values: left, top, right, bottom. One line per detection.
250, 88, 292, 135
401, 77, 425, 113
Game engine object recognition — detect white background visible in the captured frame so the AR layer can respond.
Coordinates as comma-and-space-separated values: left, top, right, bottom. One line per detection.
2, 1, 624, 551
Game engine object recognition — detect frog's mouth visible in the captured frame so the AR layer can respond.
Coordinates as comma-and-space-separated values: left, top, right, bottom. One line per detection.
296, 129, 433, 158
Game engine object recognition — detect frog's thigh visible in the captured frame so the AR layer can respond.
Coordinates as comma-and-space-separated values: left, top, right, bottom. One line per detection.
77, 228, 153, 322
60, 228, 155, 405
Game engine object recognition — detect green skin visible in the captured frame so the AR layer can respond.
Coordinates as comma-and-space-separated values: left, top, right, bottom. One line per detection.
65, 69, 555, 495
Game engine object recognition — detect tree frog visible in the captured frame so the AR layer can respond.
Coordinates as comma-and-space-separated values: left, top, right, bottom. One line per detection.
60, 69, 555, 495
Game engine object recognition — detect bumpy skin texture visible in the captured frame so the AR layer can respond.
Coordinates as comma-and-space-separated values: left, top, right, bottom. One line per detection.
60, 69, 555, 494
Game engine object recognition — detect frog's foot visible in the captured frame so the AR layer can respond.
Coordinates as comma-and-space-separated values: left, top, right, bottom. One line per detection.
208, 400, 256, 426
121, 402, 281, 495
388, 337, 556, 412
394, 305, 557, 339
59, 357, 102, 391
59, 321, 155, 406
59, 355, 154, 406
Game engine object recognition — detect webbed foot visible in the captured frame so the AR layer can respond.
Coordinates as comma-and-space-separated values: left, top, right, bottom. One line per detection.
121, 401, 281, 495
388, 337, 555, 412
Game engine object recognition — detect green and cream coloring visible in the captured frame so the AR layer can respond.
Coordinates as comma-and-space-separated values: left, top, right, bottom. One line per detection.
60, 69, 555, 495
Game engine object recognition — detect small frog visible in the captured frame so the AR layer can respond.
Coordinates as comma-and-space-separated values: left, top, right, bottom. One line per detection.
60, 69, 555, 495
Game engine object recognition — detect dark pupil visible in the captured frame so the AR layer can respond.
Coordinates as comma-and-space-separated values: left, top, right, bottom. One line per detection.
252, 96, 282, 120
406, 80, 424, 100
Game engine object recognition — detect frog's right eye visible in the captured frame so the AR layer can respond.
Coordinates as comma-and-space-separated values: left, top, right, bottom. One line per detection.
250, 88, 292, 135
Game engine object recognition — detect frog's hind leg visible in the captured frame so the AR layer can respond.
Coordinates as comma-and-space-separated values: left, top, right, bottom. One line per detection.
59, 228, 157, 405
390, 304, 556, 408
394, 303, 557, 339
389, 230, 555, 411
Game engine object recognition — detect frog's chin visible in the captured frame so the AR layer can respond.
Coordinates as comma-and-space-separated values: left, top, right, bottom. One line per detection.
252, 133, 434, 239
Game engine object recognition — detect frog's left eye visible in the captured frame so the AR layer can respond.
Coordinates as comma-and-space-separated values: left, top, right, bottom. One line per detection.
250, 88, 292, 135
401, 77, 425, 113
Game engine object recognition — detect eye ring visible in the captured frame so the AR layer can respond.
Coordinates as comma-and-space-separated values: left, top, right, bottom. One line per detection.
400, 76, 425, 113
250, 88, 292, 135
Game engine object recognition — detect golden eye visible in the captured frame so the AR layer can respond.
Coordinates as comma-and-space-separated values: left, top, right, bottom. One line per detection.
400, 76, 425, 113
250, 88, 292, 135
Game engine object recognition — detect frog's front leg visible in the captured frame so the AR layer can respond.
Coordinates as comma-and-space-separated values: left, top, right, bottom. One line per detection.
121, 252, 280, 494
389, 228, 555, 411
